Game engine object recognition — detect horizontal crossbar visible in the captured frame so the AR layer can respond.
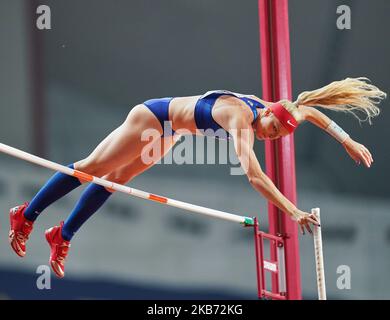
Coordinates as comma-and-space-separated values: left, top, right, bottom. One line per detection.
0, 142, 254, 226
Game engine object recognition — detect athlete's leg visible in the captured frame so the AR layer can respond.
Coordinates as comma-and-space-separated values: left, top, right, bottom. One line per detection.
9, 104, 163, 258
61, 135, 178, 241
46, 135, 178, 278
23, 164, 82, 221
74, 104, 164, 177
23, 104, 162, 221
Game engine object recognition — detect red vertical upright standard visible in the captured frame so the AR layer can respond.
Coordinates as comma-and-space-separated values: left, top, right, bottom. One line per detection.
258, 0, 302, 299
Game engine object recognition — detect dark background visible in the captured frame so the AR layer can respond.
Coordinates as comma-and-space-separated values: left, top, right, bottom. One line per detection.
0, 0, 389, 300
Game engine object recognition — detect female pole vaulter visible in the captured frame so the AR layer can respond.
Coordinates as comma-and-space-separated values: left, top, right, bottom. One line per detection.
8, 77, 386, 278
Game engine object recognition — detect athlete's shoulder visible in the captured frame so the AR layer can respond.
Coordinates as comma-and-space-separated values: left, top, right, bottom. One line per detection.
199, 89, 252, 100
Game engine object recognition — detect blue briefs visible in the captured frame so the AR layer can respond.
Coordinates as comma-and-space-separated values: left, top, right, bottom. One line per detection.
143, 90, 266, 138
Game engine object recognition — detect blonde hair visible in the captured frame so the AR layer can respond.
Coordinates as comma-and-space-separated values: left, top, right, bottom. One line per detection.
279, 99, 304, 122
293, 77, 387, 124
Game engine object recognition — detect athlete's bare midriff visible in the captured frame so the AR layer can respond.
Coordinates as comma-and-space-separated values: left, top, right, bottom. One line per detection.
168, 94, 257, 135
169, 95, 200, 134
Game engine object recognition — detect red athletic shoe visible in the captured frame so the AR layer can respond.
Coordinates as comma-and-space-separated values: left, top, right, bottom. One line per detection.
45, 222, 71, 278
9, 203, 34, 257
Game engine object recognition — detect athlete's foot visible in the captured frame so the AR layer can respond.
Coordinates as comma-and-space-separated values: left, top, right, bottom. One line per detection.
45, 222, 71, 278
9, 203, 34, 257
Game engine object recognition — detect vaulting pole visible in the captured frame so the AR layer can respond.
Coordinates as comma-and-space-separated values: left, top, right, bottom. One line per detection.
258, 0, 302, 299
312, 208, 327, 300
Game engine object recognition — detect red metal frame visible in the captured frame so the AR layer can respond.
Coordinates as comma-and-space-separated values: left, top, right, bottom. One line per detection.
253, 217, 286, 300
258, 0, 302, 299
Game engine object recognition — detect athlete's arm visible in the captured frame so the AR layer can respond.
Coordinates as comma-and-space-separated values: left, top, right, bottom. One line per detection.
301, 106, 373, 168
227, 117, 319, 233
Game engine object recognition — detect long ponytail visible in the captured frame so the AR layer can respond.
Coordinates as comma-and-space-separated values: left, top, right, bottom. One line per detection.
294, 77, 387, 124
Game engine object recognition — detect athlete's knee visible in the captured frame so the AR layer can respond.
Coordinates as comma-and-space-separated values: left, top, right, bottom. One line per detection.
102, 169, 135, 186
74, 158, 110, 178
